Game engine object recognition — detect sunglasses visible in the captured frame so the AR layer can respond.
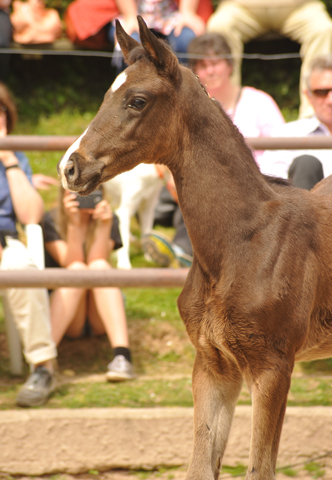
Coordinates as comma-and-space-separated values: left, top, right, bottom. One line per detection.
310, 88, 332, 98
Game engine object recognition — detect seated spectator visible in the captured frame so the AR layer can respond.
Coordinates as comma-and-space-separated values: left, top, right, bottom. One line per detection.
41, 186, 135, 382
144, 32, 285, 268
188, 32, 285, 167
108, 0, 210, 70
260, 54, 332, 190
0, 0, 12, 81
0, 82, 57, 407
206, 0, 332, 119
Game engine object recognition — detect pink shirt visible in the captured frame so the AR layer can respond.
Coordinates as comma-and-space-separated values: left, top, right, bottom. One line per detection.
227, 86, 285, 165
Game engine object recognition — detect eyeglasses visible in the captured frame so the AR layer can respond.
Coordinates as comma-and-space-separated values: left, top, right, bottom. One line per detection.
310, 88, 332, 98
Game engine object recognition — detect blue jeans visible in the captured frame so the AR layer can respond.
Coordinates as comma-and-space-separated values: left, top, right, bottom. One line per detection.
108, 24, 196, 72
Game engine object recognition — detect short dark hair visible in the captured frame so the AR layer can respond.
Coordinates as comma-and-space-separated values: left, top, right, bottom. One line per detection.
0, 82, 17, 134
188, 33, 233, 71
305, 54, 332, 89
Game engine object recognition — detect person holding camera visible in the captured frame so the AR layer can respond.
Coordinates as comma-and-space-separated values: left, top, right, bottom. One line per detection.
41, 186, 134, 381
0, 82, 58, 407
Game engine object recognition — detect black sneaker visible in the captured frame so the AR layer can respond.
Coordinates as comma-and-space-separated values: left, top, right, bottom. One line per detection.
16, 366, 56, 407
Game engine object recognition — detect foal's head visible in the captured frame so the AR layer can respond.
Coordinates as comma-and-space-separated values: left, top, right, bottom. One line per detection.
58, 16, 205, 194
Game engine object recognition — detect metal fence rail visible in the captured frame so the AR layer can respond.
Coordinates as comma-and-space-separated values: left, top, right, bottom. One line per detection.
0, 268, 189, 289
0, 135, 330, 289
1, 135, 332, 151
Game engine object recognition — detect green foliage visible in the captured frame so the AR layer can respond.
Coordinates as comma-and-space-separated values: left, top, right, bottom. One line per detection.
7, 55, 115, 125
221, 464, 247, 477
304, 462, 325, 479
277, 467, 298, 477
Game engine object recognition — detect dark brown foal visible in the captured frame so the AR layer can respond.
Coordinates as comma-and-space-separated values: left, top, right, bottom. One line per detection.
58, 17, 332, 480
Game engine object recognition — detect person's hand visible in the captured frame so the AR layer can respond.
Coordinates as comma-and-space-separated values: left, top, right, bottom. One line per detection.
92, 199, 113, 224
174, 12, 205, 37
32, 173, 58, 190
62, 191, 87, 227
121, 15, 139, 36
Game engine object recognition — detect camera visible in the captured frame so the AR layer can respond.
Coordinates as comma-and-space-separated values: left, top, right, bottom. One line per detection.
76, 189, 103, 209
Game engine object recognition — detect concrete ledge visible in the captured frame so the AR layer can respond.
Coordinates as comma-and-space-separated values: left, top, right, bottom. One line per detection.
0, 406, 332, 475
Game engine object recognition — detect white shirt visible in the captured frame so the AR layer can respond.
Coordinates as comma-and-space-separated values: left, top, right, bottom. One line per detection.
259, 116, 332, 179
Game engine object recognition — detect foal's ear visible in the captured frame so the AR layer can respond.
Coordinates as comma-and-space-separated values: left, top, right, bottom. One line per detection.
137, 16, 180, 81
115, 19, 141, 63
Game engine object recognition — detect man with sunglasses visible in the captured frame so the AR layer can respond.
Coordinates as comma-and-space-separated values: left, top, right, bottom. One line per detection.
260, 54, 332, 190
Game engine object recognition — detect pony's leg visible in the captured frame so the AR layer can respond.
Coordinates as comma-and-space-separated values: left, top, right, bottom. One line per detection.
245, 358, 293, 480
137, 182, 163, 235
115, 205, 135, 270
186, 350, 243, 480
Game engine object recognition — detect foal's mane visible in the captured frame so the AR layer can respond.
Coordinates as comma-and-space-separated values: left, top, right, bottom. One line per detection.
125, 37, 291, 193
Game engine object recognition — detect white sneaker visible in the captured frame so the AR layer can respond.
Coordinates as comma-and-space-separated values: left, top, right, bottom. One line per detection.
106, 355, 135, 382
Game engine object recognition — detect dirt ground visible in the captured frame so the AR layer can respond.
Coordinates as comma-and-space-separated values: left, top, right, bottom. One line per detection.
2, 464, 332, 480
1, 321, 332, 479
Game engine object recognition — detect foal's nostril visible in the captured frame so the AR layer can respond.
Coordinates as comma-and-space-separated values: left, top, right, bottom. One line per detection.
64, 159, 77, 181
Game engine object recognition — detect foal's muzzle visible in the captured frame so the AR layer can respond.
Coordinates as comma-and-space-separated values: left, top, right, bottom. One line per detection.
57, 152, 82, 190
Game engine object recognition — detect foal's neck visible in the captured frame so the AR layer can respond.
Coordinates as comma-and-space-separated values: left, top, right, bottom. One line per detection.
168, 106, 274, 277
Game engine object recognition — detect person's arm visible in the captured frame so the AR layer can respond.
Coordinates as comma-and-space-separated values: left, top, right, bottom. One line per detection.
46, 191, 87, 267
1, 150, 44, 224
86, 200, 114, 263
44, 238, 69, 267
114, 0, 139, 35
175, 0, 205, 36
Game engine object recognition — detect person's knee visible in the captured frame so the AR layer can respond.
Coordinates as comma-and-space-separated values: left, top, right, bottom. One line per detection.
67, 261, 88, 271
290, 154, 322, 172
207, 2, 243, 33
88, 259, 110, 270
288, 155, 324, 190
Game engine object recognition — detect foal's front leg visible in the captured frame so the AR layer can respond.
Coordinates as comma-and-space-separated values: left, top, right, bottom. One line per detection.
245, 357, 293, 479
186, 350, 243, 480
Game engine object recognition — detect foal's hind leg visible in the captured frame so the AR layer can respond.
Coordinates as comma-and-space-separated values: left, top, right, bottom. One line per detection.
186, 350, 243, 480
245, 357, 294, 479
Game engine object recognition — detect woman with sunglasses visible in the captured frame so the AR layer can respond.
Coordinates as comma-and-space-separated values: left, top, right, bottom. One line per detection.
260, 54, 332, 191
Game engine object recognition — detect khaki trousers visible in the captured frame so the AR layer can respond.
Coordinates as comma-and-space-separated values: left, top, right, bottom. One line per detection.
207, 1, 332, 118
0, 238, 57, 366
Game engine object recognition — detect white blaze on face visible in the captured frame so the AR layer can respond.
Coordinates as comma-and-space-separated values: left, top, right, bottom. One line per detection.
111, 71, 127, 92
59, 127, 89, 188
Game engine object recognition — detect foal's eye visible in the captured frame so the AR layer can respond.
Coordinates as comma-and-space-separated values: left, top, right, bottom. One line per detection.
128, 98, 146, 110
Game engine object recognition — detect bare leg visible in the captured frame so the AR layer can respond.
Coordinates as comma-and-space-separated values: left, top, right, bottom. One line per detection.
245, 359, 293, 479
50, 262, 88, 345
87, 259, 129, 348
186, 350, 243, 480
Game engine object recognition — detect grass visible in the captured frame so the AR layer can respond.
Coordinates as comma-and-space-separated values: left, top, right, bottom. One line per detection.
1, 357, 332, 409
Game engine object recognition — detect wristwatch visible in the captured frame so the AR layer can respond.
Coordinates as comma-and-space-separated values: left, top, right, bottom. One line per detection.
4, 164, 20, 171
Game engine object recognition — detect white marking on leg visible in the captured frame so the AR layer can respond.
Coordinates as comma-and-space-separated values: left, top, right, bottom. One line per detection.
111, 72, 127, 92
